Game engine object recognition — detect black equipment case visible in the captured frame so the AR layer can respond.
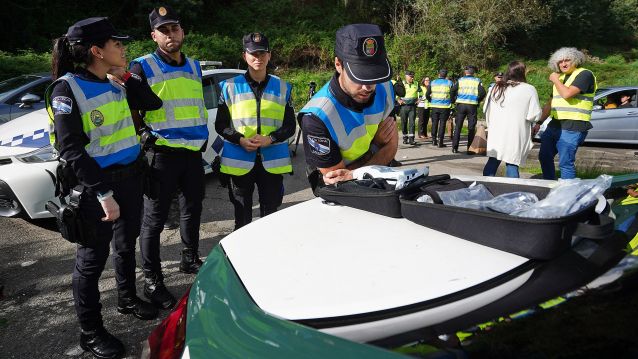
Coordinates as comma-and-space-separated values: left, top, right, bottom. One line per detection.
400, 179, 611, 260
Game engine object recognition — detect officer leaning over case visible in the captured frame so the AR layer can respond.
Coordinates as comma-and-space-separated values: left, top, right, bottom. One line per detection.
298, 23, 397, 189
129, 5, 208, 310
46, 17, 162, 359
215, 32, 295, 230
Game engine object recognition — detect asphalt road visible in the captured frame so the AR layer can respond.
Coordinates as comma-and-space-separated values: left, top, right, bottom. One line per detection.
0, 136, 636, 358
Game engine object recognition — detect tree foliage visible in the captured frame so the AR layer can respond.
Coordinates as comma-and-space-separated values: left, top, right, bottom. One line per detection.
389, 0, 550, 72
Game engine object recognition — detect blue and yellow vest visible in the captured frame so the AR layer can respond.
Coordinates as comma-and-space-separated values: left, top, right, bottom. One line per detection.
299, 80, 394, 164
456, 76, 481, 105
45, 73, 139, 168
219, 74, 292, 176
131, 53, 208, 151
401, 81, 419, 105
551, 68, 598, 122
429, 78, 453, 109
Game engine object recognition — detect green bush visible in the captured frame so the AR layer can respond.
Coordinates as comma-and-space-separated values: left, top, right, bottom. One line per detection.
0, 51, 51, 79
605, 54, 627, 65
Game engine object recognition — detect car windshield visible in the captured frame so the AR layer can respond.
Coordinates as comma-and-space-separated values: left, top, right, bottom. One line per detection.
0, 75, 40, 97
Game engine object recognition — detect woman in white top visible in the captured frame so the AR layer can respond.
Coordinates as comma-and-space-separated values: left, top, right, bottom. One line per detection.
483, 61, 541, 178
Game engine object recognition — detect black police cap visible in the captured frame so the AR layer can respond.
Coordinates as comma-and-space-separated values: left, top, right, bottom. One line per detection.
335, 23, 392, 85
405, 70, 415, 76
438, 69, 448, 77
149, 5, 180, 29
243, 32, 269, 53
66, 17, 129, 45
464, 65, 477, 74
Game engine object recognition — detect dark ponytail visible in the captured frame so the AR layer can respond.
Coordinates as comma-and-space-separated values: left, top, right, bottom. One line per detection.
51, 37, 74, 80
51, 36, 108, 80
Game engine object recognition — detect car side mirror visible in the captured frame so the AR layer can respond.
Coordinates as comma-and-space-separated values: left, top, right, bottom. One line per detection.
593, 104, 603, 111
19, 93, 41, 108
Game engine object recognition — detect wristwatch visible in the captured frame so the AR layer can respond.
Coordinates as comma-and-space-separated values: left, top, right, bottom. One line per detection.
269, 134, 277, 143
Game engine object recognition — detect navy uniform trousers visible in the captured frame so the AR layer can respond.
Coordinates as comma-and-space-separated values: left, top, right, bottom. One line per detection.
73, 172, 142, 331
227, 155, 284, 230
453, 103, 478, 150
139, 150, 204, 274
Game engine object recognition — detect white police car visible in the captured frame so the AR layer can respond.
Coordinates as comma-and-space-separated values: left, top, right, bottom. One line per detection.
0, 66, 244, 219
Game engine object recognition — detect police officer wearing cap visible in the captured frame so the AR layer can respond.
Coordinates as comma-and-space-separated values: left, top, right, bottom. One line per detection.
129, 5, 208, 309
215, 32, 295, 229
398, 70, 421, 145
299, 24, 397, 188
426, 69, 456, 147
47, 17, 162, 359
451, 65, 486, 153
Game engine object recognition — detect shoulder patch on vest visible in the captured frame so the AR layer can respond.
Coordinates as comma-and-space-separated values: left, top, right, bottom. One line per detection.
51, 96, 73, 115
307, 135, 330, 155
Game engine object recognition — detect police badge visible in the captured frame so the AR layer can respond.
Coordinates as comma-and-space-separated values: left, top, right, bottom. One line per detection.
90, 110, 104, 127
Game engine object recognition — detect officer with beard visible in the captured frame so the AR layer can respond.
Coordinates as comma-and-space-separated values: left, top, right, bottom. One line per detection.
129, 5, 208, 310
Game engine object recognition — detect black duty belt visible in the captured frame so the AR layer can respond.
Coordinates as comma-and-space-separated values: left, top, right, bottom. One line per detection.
102, 156, 147, 182
149, 145, 197, 154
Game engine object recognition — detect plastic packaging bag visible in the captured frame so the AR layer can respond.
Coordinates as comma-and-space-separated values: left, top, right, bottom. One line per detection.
438, 182, 493, 206
416, 194, 434, 203
487, 192, 539, 214
511, 175, 612, 218
351, 165, 429, 190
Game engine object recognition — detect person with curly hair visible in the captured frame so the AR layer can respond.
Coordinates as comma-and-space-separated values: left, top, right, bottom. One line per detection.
535, 47, 597, 179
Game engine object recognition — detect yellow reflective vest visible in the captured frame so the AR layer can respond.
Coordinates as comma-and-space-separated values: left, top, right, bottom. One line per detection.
551, 67, 597, 122
219, 74, 292, 176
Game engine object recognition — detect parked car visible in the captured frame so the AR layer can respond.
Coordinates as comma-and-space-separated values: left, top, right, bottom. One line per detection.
141, 175, 634, 358
535, 86, 638, 144
0, 67, 244, 219
0, 73, 52, 124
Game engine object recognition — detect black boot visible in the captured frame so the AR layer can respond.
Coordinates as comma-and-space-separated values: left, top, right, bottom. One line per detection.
117, 295, 158, 320
432, 139, 438, 146
402, 136, 408, 144
180, 248, 203, 274
408, 137, 415, 145
143, 271, 176, 309
80, 327, 125, 359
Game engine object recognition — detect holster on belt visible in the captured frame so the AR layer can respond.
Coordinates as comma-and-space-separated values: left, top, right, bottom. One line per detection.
45, 185, 96, 246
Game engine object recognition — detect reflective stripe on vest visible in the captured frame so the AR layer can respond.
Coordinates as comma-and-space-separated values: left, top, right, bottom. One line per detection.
299, 80, 394, 164
132, 54, 208, 150
429, 78, 453, 108
402, 81, 419, 104
550, 67, 597, 122
456, 76, 481, 105
219, 74, 292, 176
45, 73, 139, 168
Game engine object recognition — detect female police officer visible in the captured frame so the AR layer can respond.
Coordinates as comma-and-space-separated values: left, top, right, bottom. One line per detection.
47, 17, 162, 359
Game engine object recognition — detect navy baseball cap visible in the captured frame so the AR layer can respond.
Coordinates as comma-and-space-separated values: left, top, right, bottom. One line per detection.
464, 65, 477, 74
66, 17, 129, 45
438, 69, 448, 77
149, 5, 180, 29
243, 32, 269, 53
405, 70, 415, 76
335, 24, 392, 85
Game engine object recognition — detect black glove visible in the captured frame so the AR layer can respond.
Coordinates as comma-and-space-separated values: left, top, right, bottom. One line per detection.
138, 126, 158, 150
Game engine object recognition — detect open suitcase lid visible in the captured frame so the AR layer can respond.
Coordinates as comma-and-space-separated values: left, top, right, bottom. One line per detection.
220, 196, 532, 321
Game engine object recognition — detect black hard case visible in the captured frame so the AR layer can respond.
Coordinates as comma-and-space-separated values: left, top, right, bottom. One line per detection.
400, 180, 599, 260
315, 179, 403, 218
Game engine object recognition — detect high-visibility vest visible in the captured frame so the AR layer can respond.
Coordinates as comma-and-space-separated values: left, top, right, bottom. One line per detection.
551, 67, 597, 122
219, 74, 292, 176
419, 85, 429, 108
45, 73, 139, 168
299, 80, 394, 164
401, 81, 419, 104
429, 78, 453, 109
456, 76, 481, 105
131, 53, 208, 151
